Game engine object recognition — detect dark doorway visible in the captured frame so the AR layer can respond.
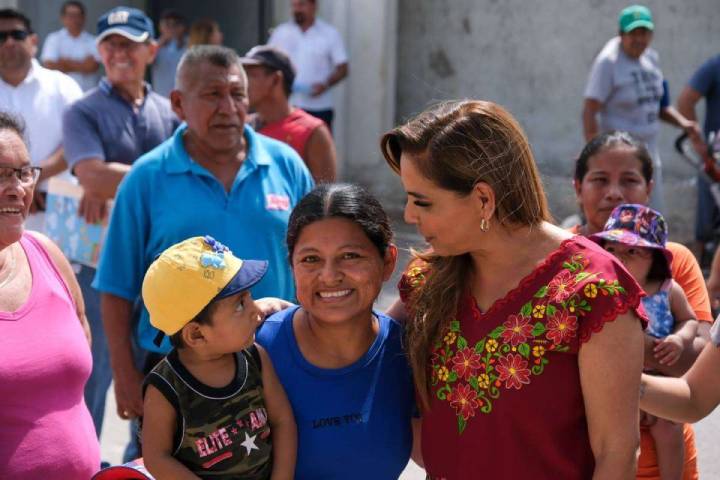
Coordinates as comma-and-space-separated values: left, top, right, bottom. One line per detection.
147, 0, 272, 54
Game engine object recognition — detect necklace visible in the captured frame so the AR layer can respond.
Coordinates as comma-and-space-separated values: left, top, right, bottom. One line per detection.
0, 245, 17, 289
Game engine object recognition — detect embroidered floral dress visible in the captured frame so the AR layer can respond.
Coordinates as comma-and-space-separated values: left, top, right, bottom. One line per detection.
399, 236, 647, 479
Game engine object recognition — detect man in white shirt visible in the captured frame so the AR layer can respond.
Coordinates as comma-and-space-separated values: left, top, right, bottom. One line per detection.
0, 8, 83, 229
269, 0, 348, 131
151, 9, 187, 98
41, 1, 100, 92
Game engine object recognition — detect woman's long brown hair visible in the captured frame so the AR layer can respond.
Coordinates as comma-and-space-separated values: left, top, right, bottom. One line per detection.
380, 100, 551, 407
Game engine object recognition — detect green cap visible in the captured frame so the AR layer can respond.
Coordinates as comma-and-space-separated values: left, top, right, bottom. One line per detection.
619, 5, 654, 33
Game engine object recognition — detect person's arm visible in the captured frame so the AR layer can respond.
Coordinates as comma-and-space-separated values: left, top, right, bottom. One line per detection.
37, 146, 68, 183
303, 124, 336, 183
707, 248, 720, 310
45, 57, 99, 74
74, 158, 132, 199
676, 86, 702, 122
653, 244, 713, 375
31, 232, 91, 346
651, 281, 698, 367
659, 104, 700, 132
74, 159, 131, 224
310, 63, 348, 97
640, 341, 720, 423
29, 146, 68, 213
582, 51, 614, 142
410, 417, 423, 468
257, 345, 296, 480
67, 56, 100, 74
102, 293, 145, 419
579, 312, 643, 480
255, 298, 295, 319
582, 99, 603, 142
143, 384, 201, 479
386, 297, 408, 323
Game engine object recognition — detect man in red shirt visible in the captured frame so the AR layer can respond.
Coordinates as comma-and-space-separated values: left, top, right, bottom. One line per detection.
241, 45, 336, 183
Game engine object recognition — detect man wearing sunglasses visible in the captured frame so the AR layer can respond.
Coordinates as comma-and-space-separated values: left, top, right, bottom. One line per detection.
0, 8, 82, 230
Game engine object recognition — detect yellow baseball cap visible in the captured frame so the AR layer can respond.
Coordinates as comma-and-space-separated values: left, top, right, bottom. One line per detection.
142, 236, 268, 337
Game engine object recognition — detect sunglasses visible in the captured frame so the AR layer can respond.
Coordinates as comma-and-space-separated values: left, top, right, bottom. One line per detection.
0, 30, 29, 44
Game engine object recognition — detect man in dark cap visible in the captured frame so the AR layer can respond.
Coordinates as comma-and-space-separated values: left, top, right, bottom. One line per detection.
242, 45, 335, 182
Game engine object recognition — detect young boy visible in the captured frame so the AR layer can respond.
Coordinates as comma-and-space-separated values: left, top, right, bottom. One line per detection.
141, 236, 296, 480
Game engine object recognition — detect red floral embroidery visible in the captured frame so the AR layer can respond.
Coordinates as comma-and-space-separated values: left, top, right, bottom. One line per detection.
546, 270, 576, 303
500, 314, 534, 346
496, 353, 531, 390
546, 310, 579, 345
448, 383, 480, 421
451, 348, 482, 380
413, 249, 635, 435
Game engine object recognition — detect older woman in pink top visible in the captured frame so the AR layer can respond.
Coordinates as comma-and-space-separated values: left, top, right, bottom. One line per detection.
0, 112, 99, 478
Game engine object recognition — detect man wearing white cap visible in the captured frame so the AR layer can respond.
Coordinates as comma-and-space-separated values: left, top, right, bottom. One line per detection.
61, 6, 179, 444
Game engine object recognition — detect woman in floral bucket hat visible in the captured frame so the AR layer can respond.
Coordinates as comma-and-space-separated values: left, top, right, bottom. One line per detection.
591, 204, 698, 480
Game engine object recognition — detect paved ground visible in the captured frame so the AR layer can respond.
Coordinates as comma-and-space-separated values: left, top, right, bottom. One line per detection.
100, 226, 720, 477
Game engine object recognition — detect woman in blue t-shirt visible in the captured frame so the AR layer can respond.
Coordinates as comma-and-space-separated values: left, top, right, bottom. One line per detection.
257, 183, 417, 480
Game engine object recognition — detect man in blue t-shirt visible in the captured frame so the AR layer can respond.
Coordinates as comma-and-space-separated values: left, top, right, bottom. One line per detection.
677, 54, 720, 261
94, 45, 313, 455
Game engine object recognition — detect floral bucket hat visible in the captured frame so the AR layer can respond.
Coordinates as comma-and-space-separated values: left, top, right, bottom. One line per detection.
589, 203, 673, 269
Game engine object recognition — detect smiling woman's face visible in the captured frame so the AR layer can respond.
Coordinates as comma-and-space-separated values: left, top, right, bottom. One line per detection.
0, 129, 32, 249
291, 217, 395, 325
574, 146, 651, 235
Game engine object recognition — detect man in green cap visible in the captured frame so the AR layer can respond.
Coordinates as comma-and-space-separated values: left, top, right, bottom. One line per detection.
583, 4, 700, 214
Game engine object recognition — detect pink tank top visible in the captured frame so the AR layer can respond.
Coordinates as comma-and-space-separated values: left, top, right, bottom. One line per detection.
0, 232, 99, 478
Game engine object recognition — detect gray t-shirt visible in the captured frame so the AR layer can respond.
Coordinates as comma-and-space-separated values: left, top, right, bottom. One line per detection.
62, 78, 180, 170
584, 37, 664, 144
711, 316, 720, 347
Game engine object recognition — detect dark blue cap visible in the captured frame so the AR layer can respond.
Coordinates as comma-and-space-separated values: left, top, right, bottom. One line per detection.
97, 6, 154, 43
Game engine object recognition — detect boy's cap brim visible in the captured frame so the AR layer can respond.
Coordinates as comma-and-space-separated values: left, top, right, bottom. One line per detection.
216, 259, 269, 299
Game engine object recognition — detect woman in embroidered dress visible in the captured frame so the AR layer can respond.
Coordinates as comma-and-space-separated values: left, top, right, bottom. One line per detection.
573, 131, 711, 479
0, 112, 100, 478
382, 100, 646, 479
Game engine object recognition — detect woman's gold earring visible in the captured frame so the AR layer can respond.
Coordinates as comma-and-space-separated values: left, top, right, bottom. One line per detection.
480, 218, 490, 232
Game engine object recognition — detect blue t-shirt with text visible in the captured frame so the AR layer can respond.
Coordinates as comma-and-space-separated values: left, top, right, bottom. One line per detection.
257, 306, 415, 480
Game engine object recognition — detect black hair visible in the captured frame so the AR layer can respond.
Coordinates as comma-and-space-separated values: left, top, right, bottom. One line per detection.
647, 249, 671, 282
0, 111, 26, 141
169, 301, 217, 349
0, 8, 32, 32
286, 183, 393, 261
160, 9, 186, 24
259, 65, 292, 98
60, 1, 85, 16
574, 131, 653, 183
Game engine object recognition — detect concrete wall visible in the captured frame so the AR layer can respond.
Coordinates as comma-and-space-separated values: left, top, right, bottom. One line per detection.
396, 0, 720, 241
